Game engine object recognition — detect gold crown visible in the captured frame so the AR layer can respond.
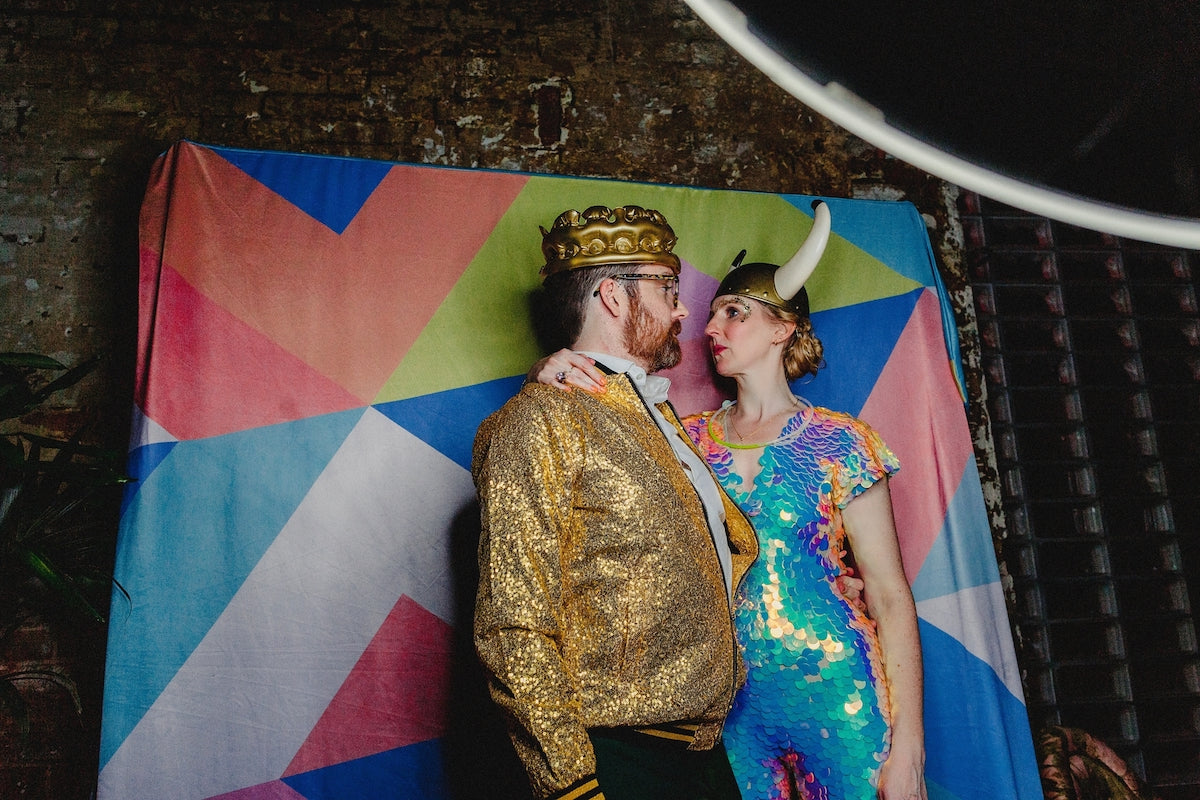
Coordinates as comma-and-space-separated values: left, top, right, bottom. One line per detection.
539, 205, 680, 278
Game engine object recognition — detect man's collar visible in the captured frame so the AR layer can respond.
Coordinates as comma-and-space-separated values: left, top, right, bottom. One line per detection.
580, 352, 671, 405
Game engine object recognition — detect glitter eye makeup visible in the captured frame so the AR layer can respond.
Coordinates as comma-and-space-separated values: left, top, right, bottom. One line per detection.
709, 297, 754, 322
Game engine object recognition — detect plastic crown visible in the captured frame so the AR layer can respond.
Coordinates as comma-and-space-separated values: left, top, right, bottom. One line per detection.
539, 205, 681, 278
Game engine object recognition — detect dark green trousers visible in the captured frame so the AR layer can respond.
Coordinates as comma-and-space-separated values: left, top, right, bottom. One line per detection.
588, 729, 742, 800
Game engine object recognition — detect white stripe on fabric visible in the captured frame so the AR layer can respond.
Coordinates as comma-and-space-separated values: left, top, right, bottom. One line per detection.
99, 408, 470, 800
917, 581, 1025, 701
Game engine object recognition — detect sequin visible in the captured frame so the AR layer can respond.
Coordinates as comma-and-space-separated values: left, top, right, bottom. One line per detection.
685, 406, 900, 800
474, 376, 759, 798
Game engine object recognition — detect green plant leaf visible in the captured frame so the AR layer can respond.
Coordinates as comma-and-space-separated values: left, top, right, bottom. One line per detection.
0, 353, 67, 370
1, 667, 82, 716
19, 546, 106, 623
31, 354, 101, 403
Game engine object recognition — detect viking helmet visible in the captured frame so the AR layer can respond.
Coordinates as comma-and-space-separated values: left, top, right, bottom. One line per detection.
714, 200, 831, 316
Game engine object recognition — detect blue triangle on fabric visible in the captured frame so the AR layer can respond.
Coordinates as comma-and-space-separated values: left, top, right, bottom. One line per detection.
799, 288, 921, 417
99, 407, 366, 768
374, 376, 525, 471
787, 195, 967, 395
912, 458, 1003, 602
207, 143, 393, 234
282, 738, 446, 800
919, 620, 1042, 800
783, 196, 940, 287
118, 440, 176, 517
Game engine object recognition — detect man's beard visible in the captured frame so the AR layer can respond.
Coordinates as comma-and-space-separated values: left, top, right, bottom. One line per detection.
623, 292, 682, 373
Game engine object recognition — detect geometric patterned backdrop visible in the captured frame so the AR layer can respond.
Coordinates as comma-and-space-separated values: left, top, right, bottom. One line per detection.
98, 140, 1041, 799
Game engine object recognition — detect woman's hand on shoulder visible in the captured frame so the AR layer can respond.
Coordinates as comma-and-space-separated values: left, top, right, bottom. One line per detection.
528, 350, 606, 393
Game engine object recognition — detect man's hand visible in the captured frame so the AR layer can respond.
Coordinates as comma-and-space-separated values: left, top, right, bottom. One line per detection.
836, 568, 865, 602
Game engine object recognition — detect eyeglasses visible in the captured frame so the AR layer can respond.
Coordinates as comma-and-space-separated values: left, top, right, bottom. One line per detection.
593, 273, 680, 308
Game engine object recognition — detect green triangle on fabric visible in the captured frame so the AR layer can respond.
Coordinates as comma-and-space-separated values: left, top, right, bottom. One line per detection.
377, 175, 711, 402
799, 213, 923, 314
378, 175, 920, 403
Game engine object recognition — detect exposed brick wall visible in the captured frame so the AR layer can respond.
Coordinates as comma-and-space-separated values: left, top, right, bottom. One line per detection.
0, 2, 978, 797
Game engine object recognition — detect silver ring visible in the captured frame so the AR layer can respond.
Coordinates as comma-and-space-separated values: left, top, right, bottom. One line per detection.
555, 371, 567, 383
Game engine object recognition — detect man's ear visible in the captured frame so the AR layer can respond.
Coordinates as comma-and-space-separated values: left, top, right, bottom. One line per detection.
595, 277, 625, 318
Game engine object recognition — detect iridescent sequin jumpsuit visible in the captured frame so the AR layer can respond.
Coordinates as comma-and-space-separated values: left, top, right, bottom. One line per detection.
685, 405, 900, 800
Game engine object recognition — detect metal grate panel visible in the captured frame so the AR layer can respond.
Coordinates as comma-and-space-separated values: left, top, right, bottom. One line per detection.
961, 191, 1200, 798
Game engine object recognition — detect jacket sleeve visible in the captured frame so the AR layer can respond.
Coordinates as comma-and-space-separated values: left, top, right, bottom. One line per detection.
472, 394, 603, 800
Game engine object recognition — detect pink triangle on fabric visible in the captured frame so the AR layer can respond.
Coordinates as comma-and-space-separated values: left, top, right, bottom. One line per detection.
661, 263, 732, 417
156, 143, 527, 402
662, 336, 730, 419
859, 290, 974, 583
138, 263, 365, 440
283, 595, 453, 777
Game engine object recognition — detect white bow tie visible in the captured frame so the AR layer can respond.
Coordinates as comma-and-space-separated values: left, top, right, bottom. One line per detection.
628, 367, 671, 405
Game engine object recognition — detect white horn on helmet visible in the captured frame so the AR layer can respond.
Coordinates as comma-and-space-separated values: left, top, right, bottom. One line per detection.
773, 200, 831, 302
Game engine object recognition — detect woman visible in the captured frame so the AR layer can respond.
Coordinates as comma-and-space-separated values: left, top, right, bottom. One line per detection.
533, 203, 927, 800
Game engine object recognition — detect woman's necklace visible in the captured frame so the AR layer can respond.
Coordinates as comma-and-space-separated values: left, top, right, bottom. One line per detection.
707, 396, 813, 450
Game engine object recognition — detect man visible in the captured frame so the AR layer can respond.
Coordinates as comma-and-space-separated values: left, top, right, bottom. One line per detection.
472, 205, 758, 800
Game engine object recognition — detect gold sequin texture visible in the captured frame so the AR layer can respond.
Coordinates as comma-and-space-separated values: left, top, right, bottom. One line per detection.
473, 376, 758, 798
686, 406, 900, 800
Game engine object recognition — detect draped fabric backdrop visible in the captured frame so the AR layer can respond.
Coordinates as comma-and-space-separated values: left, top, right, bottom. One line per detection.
99, 141, 1040, 800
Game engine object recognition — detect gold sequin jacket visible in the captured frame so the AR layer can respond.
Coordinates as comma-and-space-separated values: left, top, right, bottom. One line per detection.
472, 374, 758, 800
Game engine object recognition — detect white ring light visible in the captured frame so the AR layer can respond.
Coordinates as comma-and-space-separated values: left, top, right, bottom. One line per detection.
685, 0, 1200, 249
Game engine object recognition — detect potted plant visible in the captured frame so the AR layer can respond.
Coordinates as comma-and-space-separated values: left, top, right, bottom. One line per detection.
0, 352, 128, 761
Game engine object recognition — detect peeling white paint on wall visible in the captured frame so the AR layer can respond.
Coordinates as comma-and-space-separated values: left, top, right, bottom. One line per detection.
52, 216, 83, 233
362, 86, 398, 113
464, 57, 494, 77
852, 185, 906, 202
422, 128, 447, 163
238, 71, 269, 93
